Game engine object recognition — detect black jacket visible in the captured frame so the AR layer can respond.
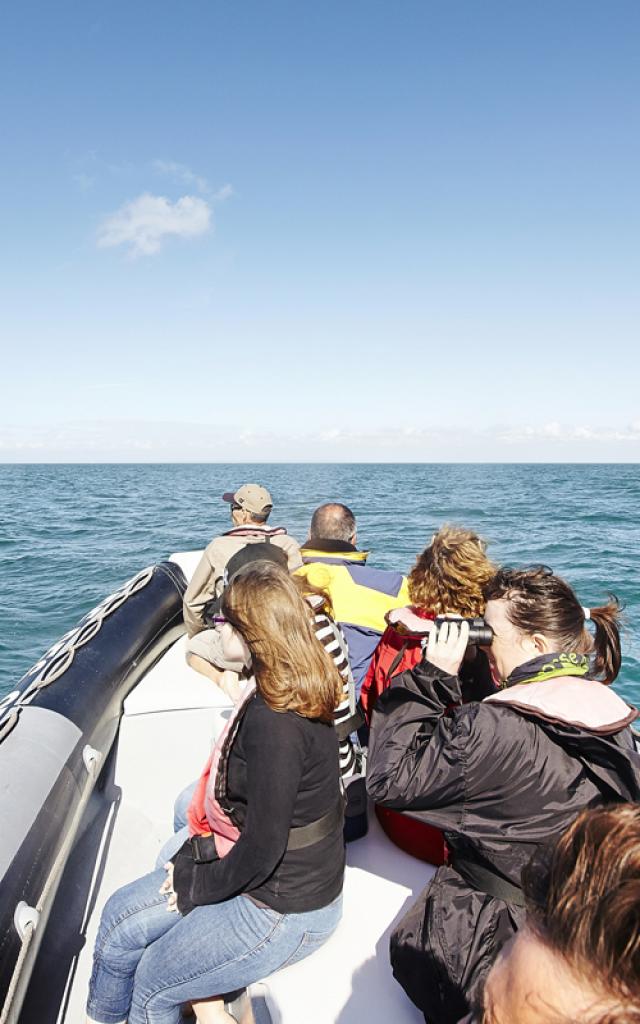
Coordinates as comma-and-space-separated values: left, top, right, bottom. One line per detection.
173, 694, 345, 915
366, 660, 640, 1024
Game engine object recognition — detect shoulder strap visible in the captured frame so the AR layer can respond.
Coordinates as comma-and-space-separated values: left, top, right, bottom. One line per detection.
451, 852, 526, 907
335, 704, 365, 741
215, 689, 256, 816
385, 641, 410, 686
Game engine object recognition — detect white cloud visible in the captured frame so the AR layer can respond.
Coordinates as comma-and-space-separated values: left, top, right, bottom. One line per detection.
496, 421, 640, 444
317, 426, 444, 446
97, 193, 212, 256
152, 159, 210, 194
152, 160, 234, 203
213, 183, 234, 201
1, 419, 639, 463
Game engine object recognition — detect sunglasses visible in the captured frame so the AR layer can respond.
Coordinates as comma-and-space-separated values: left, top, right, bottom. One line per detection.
213, 615, 244, 636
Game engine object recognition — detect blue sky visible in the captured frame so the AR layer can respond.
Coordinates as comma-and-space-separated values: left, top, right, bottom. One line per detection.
1, 0, 639, 461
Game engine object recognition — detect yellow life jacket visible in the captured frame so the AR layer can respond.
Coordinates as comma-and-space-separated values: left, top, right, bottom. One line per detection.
296, 548, 409, 632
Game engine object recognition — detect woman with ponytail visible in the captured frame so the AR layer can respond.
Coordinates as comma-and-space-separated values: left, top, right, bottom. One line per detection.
367, 565, 640, 1024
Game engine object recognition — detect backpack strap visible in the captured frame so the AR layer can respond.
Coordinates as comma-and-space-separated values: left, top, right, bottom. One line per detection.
385, 641, 410, 686
203, 593, 223, 621
335, 704, 365, 741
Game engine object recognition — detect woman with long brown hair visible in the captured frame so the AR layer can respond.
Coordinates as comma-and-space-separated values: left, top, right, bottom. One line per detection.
367, 565, 640, 1024
86, 562, 345, 1024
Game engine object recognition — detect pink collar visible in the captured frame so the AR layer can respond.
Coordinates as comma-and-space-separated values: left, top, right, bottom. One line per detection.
484, 676, 637, 733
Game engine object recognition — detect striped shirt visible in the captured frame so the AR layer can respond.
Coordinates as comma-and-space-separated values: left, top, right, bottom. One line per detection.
312, 610, 358, 779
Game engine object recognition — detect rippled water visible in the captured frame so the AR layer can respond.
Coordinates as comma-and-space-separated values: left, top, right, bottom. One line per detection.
1, 463, 638, 703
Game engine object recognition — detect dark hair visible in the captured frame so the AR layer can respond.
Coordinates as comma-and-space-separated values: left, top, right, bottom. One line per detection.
484, 565, 622, 685
309, 502, 356, 544
522, 804, 640, 1020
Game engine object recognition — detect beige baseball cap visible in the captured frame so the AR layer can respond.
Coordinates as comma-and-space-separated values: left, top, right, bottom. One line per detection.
222, 483, 273, 516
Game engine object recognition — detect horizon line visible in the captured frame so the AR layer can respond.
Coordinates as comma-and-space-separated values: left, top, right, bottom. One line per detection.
1, 460, 639, 467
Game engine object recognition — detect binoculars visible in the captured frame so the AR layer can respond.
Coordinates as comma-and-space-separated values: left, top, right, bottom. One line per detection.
433, 616, 494, 647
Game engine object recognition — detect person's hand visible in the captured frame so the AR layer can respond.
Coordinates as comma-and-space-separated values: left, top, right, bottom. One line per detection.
159, 862, 174, 892
159, 862, 179, 912
424, 620, 470, 676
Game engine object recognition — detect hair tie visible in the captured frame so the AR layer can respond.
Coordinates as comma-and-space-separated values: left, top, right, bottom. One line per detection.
582, 606, 591, 621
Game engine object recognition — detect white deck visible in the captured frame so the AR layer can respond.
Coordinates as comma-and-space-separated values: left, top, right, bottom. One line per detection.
64, 553, 431, 1023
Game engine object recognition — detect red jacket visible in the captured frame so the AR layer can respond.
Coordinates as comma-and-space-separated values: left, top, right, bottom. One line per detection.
361, 606, 447, 865
360, 606, 435, 724
361, 606, 497, 866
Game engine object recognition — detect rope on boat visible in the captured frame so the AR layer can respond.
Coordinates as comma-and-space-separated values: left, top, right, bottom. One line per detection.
0, 745, 103, 1024
0, 711, 19, 744
28, 566, 155, 692
0, 567, 156, 740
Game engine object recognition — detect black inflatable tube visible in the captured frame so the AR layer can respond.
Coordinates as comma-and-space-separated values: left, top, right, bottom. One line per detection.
0, 560, 187, 1015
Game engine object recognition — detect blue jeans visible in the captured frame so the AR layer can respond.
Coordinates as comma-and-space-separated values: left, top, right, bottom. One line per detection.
87, 868, 342, 1024
152, 780, 197, 870
155, 826, 190, 871
173, 780, 197, 833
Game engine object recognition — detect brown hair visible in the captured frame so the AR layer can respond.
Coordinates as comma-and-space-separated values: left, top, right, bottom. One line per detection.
407, 525, 496, 616
484, 565, 622, 685
221, 561, 342, 722
522, 804, 640, 1020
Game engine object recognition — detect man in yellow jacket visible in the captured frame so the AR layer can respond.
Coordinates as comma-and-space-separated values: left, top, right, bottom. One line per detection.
297, 503, 409, 694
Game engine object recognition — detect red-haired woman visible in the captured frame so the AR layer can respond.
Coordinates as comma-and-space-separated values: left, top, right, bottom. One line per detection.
360, 525, 497, 863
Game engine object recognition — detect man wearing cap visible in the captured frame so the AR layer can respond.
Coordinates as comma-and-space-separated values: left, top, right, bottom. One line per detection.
183, 484, 302, 678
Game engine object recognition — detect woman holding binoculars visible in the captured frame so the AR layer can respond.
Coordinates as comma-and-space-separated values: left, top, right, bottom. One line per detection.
366, 564, 640, 1024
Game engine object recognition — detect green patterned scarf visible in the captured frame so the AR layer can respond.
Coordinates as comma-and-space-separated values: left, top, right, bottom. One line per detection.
503, 652, 590, 690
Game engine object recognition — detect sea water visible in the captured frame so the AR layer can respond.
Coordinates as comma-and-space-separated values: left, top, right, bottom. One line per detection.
1, 463, 638, 703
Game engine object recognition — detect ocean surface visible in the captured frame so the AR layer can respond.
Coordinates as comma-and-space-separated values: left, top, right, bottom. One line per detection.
1, 463, 639, 704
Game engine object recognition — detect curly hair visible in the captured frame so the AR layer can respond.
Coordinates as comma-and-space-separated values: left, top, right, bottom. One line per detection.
407, 525, 496, 616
